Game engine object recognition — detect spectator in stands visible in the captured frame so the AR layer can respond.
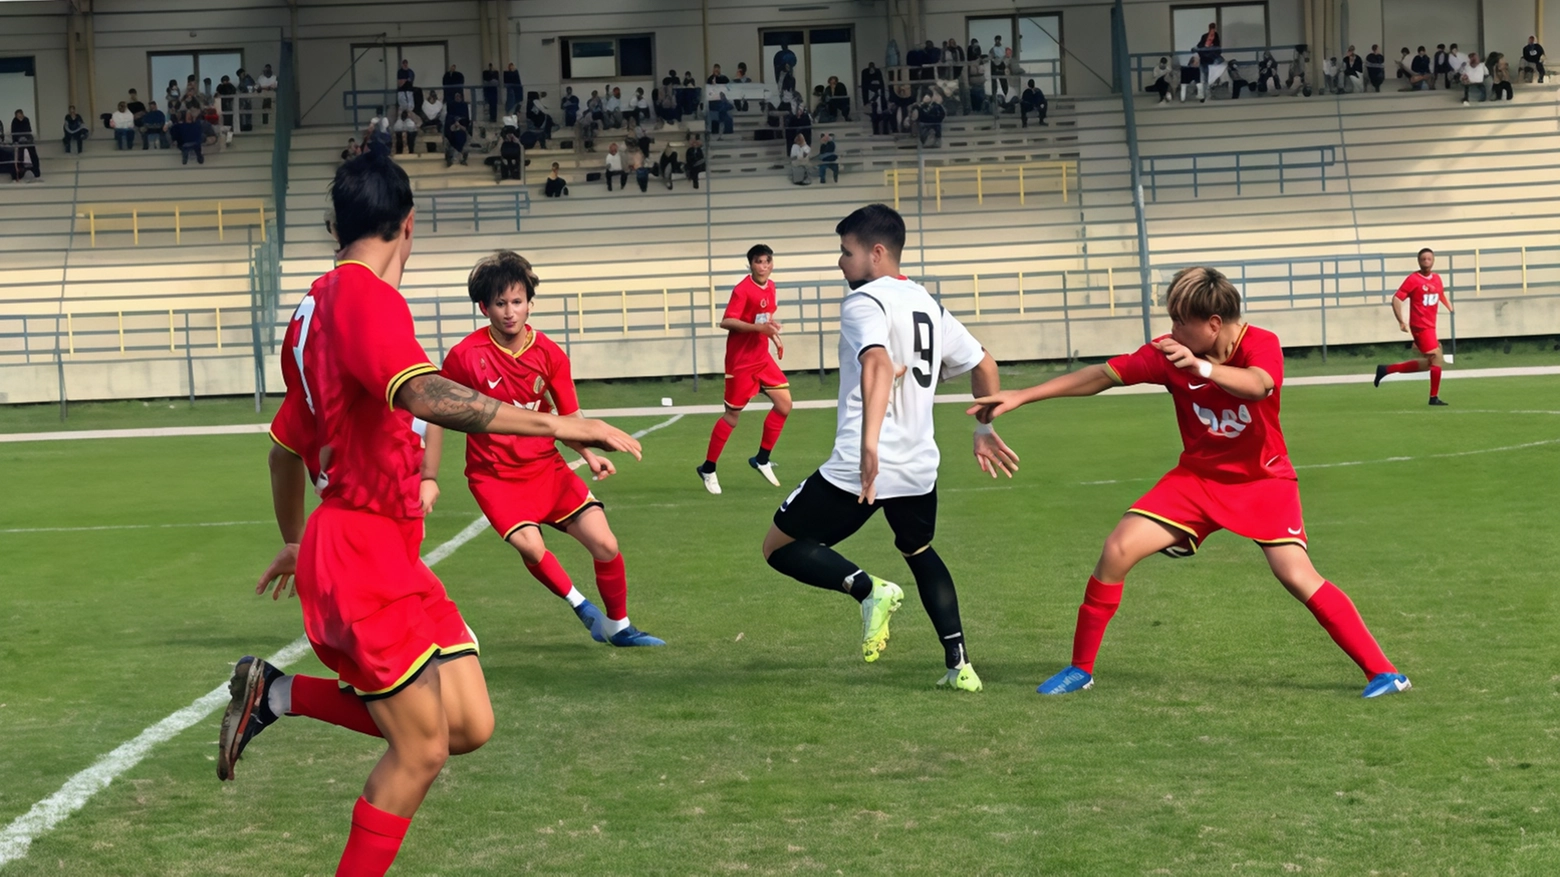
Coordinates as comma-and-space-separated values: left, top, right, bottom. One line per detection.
369, 106, 392, 139
816, 132, 838, 184
632, 122, 653, 168
257, 64, 277, 125
1225, 61, 1257, 99
1409, 46, 1433, 90
504, 62, 522, 113
544, 162, 568, 197
632, 88, 651, 124
1366, 45, 1386, 92
420, 91, 445, 132
444, 116, 470, 166
779, 65, 798, 101
707, 91, 734, 137
826, 75, 850, 121
662, 68, 680, 91
919, 40, 942, 82
1396, 48, 1413, 86
126, 89, 146, 123
657, 81, 680, 128
340, 137, 360, 162
1488, 52, 1513, 101
397, 59, 414, 88
172, 110, 204, 164
783, 101, 812, 149
731, 62, 753, 112
1446, 45, 1466, 88
1287, 49, 1312, 95
861, 61, 885, 100
891, 83, 915, 131
562, 86, 580, 128
490, 128, 521, 180
788, 133, 811, 185
164, 79, 182, 112
604, 87, 624, 129
685, 134, 705, 189
1461, 51, 1488, 104
629, 142, 651, 192
138, 101, 168, 149
680, 71, 700, 117
9, 109, 38, 180
1149, 57, 1175, 103
604, 141, 627, 190
1522, 36, 1546, 83
1195, 22, 1221, 92
774, 42, 797, 87
111, 101, 135, 149
811, 84, 834, 123
216, 75, 237, 128
1179, 54, 1201, 102
886, 38, 901, 79
579, 91, 601, 150
914, 92, 944, 147
655, 142, 679, 189
63, 105, 87, 152
868, 82, 894, 133
527, 92, 556, 140
1321, 57, 1340, 94
1342, 47, 1365, 93
237, 68, 256, 131
1433, 44, 1450, 89
392, 109, 418, 154
966, 38, 983, 75
482, 63, 500, 123
442, 64, 464, 104
200, 77, 215, 107
397, 79, 418, 117
1257, 52, 1280, 95
1020, 79, 1049, 126
447, 90, 472, 135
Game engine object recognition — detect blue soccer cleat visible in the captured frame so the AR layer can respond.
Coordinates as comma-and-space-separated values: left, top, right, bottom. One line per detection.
1037, 665, 1094, 695
604, 624, 666, 647
572, 598, 605, 637
1362, 672, 1412, 698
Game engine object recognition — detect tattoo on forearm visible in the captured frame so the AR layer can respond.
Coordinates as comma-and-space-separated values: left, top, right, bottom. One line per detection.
404, 375, 500, 432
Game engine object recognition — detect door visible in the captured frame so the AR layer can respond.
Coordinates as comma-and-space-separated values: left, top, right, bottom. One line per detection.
762, 29, 806, 93
0, 57, 37, 125
806, 28, 854, 102
1018, 14, 1063, 94
350, 43, 389, 115
398, 44, 449, 96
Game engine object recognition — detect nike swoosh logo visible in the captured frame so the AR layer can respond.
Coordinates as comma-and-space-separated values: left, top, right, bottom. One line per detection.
1188, 382, 1208, 390
486, 378, 502, 388
1287, 527, 1303, 535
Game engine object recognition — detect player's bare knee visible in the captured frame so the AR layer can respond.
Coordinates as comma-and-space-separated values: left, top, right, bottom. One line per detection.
588, 535, 619, 561
722, 407, 743, 426
450, 712, 494, 754
761, 526, 793, 561
771, 395, 793, 416
508, 529, 546, 565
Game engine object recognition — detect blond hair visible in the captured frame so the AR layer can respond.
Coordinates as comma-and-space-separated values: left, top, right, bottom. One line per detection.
1165, 266, 1241, 323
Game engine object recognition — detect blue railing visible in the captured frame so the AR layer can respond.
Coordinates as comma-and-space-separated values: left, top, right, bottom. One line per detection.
421, 189, 531, 233
1128, 44, 1301, 93
1141, 145, 1337, 200
271, 39, 295, 244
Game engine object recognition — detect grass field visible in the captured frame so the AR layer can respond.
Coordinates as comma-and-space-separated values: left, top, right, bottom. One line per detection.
3, 372, 1559, 875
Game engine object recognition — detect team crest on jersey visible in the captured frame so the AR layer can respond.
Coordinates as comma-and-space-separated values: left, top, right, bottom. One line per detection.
1193, 402, 1252, 438
533, 375, 545, 394
760, 298, 768, 308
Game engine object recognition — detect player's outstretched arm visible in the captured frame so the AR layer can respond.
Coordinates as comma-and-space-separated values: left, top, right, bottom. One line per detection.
419, 424, 443, 514
967, 364, 1117, 423
560, 412, 617, 481
967, 352, 1020, 478
1152, 337, 1274, 400
395, 373, 642, 458
259, 442, 306, 599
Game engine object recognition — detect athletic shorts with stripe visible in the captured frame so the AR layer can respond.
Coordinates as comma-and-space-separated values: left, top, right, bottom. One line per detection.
1129, 466, 1309, 557
724, 358, 789, 409
468, 454, 601, 541
1412, 328, 1440, 355
297, 505, 478, 700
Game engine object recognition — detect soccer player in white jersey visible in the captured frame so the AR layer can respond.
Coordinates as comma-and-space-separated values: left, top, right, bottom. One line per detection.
760, 204, 1020, 692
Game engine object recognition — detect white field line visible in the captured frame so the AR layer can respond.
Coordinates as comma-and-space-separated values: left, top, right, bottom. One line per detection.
0, 414, 682, 869
0, 521, 270, 535
5, 366, 1556, 444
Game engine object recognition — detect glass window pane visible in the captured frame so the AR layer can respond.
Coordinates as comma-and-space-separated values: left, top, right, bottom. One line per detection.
150, 55, 194, 104
807, 33, 854, 99
0, 66, 35, 122
618, 36, 653, 77
762, 30, 806, 87
1018, 14, 1062, 94
1219, 4, 1267, 50
399, 44, 447, 90
967, 16, 1015, 58
197, 52, 243, 89
1173, 7, 1217, 63
570, 41, 617, 79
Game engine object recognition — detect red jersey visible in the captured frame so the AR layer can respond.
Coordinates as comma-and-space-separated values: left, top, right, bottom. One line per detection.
1394, 272, 1444, 330
723, 275, 778, 373
1106, 324, 1294, 483
283, 261, 438, 520
440, 326, 579, 476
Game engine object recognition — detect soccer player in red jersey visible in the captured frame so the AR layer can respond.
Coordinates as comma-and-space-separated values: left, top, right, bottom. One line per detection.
1375, 247, 1455, 405
971, 267, 1412, 699
216, 154, 642, 876
696, 244, 791, 494
422, 250, 664, 646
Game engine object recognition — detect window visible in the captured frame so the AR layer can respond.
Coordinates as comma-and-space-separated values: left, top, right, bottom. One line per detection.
967, 13, 1064, 94
0, 56, 36, 124
149, 51, 245, 100
1172, 3, 1268, 58
759, 27, 855, 98
561, 35, 653, 80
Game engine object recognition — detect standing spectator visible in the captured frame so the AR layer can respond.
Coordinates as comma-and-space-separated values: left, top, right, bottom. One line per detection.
63, 105, 87, 152
256, 63, 277, 125
481, 63, 500, 123
867, 83, 894, 134
527, 91, 555, 139
732, 62, 752, 112
656, 142, 679, 189
503, 62, 522, 114
1149, 57, 1176, 103
10, 110, 39, 180
1460, 51, 1488, 104
774, 42, 797, 87
442, 64, 464, 104
397, 58, 414, 88
1433, 44, 1451, 89
215, 75, 237, 128
1257, 52, 1280, 95
707, 91, 734, 136
914, 92, 944, 147
603, 141, 626, 191
885, 38, 900, 79
604, 86, 624, 129
126, 89, 146, 123
825, 75, 850, 121
397, 79, 417, 116
444, 116, 470, 166
861, 61, 885, 99
561, 86, 580, 127
1020, 79, 1048, 126
1446, 44, 1466, 89
392, 109, 418, 154
138, 100, 169, 149
544, 162, 568, 197
111, 101, 135, 149
171, 110, 204, 164
788, 133, 811, 185
1409, 46, 1433, 90
685, 134, 705, 189
1366, 45, 1386, 92
1195, 22, 1221, 95
237, 68, 256, 131
1488, 52, 1512, 101
816, 132, 837, 184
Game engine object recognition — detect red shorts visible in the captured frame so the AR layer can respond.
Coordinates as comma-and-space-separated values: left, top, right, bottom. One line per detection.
468, 454, 600, 542
1128, 466, 1309, 556
1411, 327, 1439, 355
297, 504, 478, 699
724, 358, 789, 408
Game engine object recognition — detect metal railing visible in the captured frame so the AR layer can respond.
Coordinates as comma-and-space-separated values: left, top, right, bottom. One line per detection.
883, 161, 1076, 210
421, 189, 531, 233
272, 39, 296, 244
75, 199, 269, 247
1128, 45, 1301, 93
1141, 145, 1337, 200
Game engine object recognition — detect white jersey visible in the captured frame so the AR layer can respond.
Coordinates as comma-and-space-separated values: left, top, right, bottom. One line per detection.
819, 275, 986, 499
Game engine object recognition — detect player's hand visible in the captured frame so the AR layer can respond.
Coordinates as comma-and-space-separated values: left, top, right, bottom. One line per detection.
1398, 322, 1410, 334
773, 338, 785, 361
973, 428, 1020, 479
418, 478, 440, 515
582, 450, 616, 481
858, 445, 880, 505
256, 543, 300, 601
1152, 337, 1201, 370
564, 418, 643, 460
760, 320, 783, 338
966, 390, 1024, 423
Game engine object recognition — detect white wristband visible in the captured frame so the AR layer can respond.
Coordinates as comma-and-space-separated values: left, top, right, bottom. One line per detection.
974, 422, 994, 435
1196, 360, 1214, 379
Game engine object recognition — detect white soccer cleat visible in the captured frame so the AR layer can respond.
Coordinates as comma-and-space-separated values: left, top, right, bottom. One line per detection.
748, 456, 781, 487
696, 466, 722, 495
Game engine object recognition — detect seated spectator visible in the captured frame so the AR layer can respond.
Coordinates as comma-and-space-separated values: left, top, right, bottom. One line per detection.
656, 143, 679, 189
826, 75, 850, 121
138, 101, 169, 149
340, 137, 361, 162
628, 143, 650, 192
562, 86, 579, 127
1447, 45, 1466, 89
9, 110, 39, 180
1287, 50, 1312, 95
811, 84, 833, 123
363, 124, 391, 158
397, 80, 417, 116
731, 62, 752, 112
679, 71, 700, 117
1342, 47, 1364, 93
603, 87, 624, 129
657, 82, 681, 127
392, 110, 418, 154
633, 123, 653, 166
164, 79, 182, 111
543, 161, 568, 197
1224, 61, 1256, 99
913, 92, 944, 147
816, 132, 838, 184
171, 110, 205, 164
111, 101, 135, 149
890, 83, 915, 131
1409, 46, 1434, 90
706, 91, 734, 136
481, 63, 500, 122
861, 61, 885, 99
1489, 52, 1513, 100
1322, 57, 1341, 93
1461, 52, 1489, 104
684, 134, 705, 189
632, 87, 651, 124
420, 92, 445, 131
126, 89, 146, 123
63, 106, 88, 153
1149, 57, 1176, 103
867, 85, 894, 134
1020, 80, 1048, 126
199, 77, 215, 108
578, 93, 601, 151
783, 102, 812, 148
1179, 54, 1202, 102
1257, 52, 1280, 94
444, 117, 470, 166
1366, 45, 1386, 92
494, 128, 521, 180
1521, 36, 1546, 83
788, 133, 811, 185
216, 75, 237, 128
446, 91, 472, 134
604, 141, 627, 191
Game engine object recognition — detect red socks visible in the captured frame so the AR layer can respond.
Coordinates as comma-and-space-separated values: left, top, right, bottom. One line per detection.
1070, 576, 1123, 674
1429, 366, 1442, 397
1304, 582, 1396, 678
705, 418, 734, 467
289, 675, 383, 738
337, 796, 410, 877
1384, 360, 1424, 375
760, 409, 787, 452
594, 554, 629, 620
525, 551, 574, 599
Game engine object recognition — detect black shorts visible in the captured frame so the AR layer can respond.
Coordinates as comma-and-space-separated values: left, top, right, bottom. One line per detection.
773, 470, 936, 555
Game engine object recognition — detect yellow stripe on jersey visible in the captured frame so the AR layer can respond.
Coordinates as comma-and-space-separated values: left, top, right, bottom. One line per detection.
384, 363, 440, 410
487, 325, 537, 358
1104, 363, 1125, 385
268, 429, 302, 459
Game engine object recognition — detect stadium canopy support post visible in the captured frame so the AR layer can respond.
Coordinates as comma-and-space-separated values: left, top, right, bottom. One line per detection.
184, 312, 196, 407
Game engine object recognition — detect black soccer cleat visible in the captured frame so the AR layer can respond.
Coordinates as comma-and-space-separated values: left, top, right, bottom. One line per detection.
1428, 396, 1449, 406
1373, 364, 1388, 387
217, 656, 283, 781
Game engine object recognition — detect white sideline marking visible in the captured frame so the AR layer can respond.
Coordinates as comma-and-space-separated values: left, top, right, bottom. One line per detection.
5, 365, 1556, 444
0, 521, 269, 535
0, 414, 682, 869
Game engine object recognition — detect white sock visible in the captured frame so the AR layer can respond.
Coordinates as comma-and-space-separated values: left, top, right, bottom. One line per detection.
563, 586, 585, 608
267, 675, 293, 717
601, 616, 630, 637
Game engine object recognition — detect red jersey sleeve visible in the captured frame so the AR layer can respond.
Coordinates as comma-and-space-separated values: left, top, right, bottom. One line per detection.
1394, 274, 1414, 300
269, 389, 321, 483
722, 280, 750, 322
1106, 342, 1169, 387
544, 341, 580, 416
1240, 326, 1284, 390
439, 342, 475, 390
334, 278, 438, 408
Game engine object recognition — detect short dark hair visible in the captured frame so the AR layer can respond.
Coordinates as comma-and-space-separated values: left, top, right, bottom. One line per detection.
468, 250, 540, 306
746, 243, 773, 264
329, 153, 414, 249
1418, 247, 1434, 257
835, 204, 905, 258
